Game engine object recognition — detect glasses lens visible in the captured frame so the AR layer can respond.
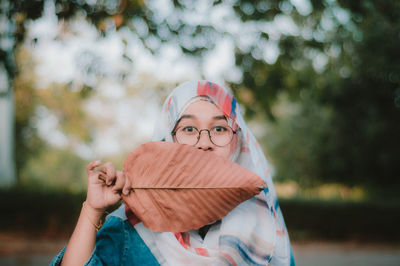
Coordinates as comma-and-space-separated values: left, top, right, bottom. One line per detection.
175, 126, 199, 145
210, 126, 233, 146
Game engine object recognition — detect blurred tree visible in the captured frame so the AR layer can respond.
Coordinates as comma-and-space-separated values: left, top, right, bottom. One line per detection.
317, 1, 400, 188
19, 145, 88, 192
4, 0, 218, 186
231, 0, 400, 188
1, 0, 148, 184
0, 0, 45, 186
13, 48, 45, 180
13, 45, 94, 190
3, 0, 399, 191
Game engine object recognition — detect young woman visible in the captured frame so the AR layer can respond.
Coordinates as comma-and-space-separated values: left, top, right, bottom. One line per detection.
52, 80, 295, 265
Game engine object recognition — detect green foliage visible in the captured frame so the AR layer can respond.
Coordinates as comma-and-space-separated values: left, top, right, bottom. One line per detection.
19, 145, 88, 193
37, 83, 93, 142
6, 0, 400, 191
13, 47, 92, 185
314, 1, 400, 187
263, 93, 333, 187
53, 0, 146, 31
280, 198, 400, 242
232, 0, 400, 188
13, 48, 91, 190
0, 188, 85, 237
13, 48, 44, 177
1, 187, 399, 242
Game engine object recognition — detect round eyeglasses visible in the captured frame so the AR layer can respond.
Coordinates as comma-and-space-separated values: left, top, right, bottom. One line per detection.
171, 126, 239, 147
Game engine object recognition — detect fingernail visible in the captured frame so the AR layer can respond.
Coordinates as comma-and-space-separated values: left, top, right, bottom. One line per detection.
123, 189, 129, 195
107, 181, 112, 185
95, 160, 101, 164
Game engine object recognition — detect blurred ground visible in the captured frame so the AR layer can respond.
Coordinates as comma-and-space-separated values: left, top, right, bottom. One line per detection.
0, 233, 65, 265
293, 241, 400, 266
0, 233, 399, 266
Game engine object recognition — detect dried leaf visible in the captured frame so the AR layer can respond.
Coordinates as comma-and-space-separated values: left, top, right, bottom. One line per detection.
122, 142, 266, 232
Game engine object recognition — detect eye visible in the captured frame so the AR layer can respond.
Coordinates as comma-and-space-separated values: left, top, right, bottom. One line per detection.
182, 126, 197, 133
211, 126, 228, 133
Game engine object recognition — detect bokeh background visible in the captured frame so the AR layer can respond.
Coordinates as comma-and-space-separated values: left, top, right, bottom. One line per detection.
1, 0, 400, 265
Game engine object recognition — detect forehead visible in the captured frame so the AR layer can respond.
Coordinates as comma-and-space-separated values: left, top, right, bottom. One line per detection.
181, 100, 225, 118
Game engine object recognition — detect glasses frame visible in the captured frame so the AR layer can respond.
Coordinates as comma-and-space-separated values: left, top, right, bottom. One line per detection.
171, 126, 240, 147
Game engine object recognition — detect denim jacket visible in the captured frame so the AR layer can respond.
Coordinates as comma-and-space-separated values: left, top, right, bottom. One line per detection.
50, 205, 159, 266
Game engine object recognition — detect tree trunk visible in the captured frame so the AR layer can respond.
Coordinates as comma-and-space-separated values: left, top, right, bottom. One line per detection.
0, 0, 16, 187
0, 65, 16, 187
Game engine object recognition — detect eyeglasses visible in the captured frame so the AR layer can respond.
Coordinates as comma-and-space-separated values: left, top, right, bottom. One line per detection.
171, 126, 239, 147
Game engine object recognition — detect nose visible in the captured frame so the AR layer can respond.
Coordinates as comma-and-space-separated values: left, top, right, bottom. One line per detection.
195, 130, 213, 151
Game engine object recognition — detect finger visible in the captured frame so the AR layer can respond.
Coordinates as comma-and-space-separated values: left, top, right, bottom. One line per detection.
113, 171, 125, 194
122, 173, 131, 196
97, 171, 107, 184
106, 191, 122, 206
100, 162, 116, 185
86, 160, 101, 174
87, 170, 104, 185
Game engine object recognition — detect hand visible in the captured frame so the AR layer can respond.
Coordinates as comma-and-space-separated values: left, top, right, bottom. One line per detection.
85, 161, 131, 213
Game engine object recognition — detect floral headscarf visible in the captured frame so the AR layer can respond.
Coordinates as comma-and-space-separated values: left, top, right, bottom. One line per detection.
133, 81, 294, 265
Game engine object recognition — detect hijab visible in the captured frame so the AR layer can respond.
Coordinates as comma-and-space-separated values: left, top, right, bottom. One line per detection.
132, 80, 293, 265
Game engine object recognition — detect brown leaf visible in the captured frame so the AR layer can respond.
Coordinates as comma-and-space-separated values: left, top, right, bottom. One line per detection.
122, 142, 266, 232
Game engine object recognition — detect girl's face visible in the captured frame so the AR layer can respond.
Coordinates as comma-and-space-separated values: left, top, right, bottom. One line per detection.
173, 100, 237, 159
